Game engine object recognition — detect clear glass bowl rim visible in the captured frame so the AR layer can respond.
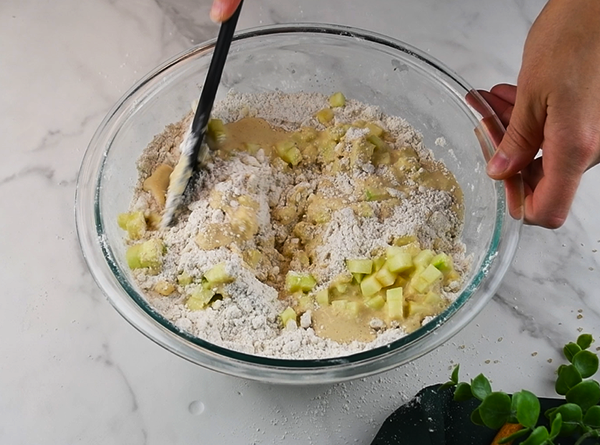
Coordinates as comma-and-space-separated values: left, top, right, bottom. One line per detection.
76, 23, 521, 384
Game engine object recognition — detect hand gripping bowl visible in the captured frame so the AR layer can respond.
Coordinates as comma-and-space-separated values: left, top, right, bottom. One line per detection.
75, 24, 522, 384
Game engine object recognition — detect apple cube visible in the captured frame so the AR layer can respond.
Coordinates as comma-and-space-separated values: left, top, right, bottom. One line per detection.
412, 264, 443, 293
386, 251, 413, 274
346, 259, 373, 275
387, 287, 404, 320
375, 267, 397, 287
360, 274, 383, 298
413, 249, 435, 268
280, 307, 297, 327
315, 288, 330, 306
204, 262, 235, 284
328, 92, 346, 108
364, 294, 385, 311
285, 272, 317, 293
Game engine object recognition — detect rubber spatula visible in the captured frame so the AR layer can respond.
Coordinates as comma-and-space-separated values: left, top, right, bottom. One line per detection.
162, 1, 243, 227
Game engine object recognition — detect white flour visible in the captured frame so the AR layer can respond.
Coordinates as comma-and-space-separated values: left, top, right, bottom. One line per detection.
128, 91, 468, 360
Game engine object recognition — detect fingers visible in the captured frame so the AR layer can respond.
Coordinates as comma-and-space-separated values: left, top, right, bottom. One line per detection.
467, 89, 521, 217
477, 90, 514, 128
503, 172, 525, 221
523, 166, 581, 229
486, 87, 546, 181
210, 0, 242, 22
489, 84, 517, 105
520, 157, 544, 195
465, 89, 491, 117
522, 118, 597, 227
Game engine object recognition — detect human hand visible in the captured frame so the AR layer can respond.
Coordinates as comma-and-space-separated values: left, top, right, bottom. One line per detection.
210, 0, 242, 22
482, 0, 600, 229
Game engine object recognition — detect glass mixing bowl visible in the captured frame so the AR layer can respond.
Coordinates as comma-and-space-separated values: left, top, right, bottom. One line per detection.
76, 24, 521, 384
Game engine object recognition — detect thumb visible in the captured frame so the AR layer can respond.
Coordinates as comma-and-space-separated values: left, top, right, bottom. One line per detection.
486, 88, 546, 180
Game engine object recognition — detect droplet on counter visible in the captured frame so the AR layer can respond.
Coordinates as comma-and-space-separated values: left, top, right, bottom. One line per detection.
188, 400, 205, 415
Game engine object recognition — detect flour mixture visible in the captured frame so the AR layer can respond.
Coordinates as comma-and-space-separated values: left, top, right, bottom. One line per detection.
118, 91, 470, 359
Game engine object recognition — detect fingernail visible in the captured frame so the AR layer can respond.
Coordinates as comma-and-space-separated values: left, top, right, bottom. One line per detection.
487, 150, 510, 176
210, 2, 224, 22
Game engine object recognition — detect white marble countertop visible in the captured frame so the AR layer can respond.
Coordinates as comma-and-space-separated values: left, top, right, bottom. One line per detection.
3, 0, 600, 443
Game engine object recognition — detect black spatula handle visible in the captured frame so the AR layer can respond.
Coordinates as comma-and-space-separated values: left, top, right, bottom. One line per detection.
190, 1, 244, 164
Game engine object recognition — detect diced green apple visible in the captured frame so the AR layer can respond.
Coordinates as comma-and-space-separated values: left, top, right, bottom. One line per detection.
360, 274, 383, 298
352, 273, 365, 284
204, 262, 235, 284
366, 134, 389, 151
331, 300, 348, 312
126, 238, 165, 271
423, 291, 443, 306
393, 275, 408, 288
139, 238, 165, 269
413, 249, 435, 268
431, 253, 453, 274
364, 294, 385, 310
407, 297, 440, 318
275, 140, 303, 166
386, 245, 404, 259
126, 244, 143, 269
285, 272, 317, 293
118, 211, 147, 240
334, 282, 349, 294
315, 108, 334, 125
387, 287, 404, 320
412, 264, 443, 293
280, 307, 297, 327
386, 251, 413, 273
177, 271, 193, 286
346, 259, 373, 275
281, 146, 303, 166
315, 288, 330, 306
366, 122, 384, 137
328, 92, 346, 108
396, 241, 421, 257
186, 286, 215, 311
373, 256, 386, 272
375, 266, 397, 287
393, 235, 417, 247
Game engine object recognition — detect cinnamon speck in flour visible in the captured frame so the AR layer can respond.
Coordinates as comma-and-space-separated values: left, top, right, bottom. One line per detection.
125, 91, 470, 359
